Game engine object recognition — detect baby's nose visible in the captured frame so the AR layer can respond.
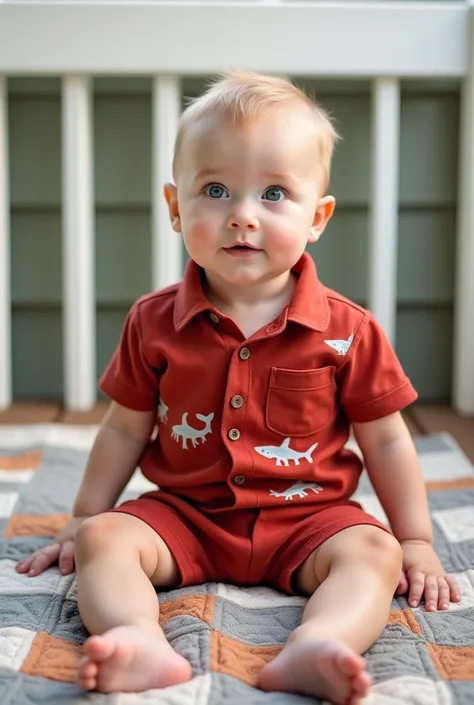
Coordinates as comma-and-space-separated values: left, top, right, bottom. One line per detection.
226, 213, 259, 231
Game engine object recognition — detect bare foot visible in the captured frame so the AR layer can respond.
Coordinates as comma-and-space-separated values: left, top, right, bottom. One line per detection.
77, 625, 192, 693
258, 635, 371, 705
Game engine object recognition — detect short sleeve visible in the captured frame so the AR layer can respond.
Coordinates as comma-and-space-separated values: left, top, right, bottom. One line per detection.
99, 303, 159, 411
338, 312, 418, 423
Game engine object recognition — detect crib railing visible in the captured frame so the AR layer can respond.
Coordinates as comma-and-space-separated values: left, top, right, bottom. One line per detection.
0, 1, 473, 414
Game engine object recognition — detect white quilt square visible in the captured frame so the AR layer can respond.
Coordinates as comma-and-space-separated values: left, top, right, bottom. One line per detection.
45, 425, 98, 451
0, 425, 50, 449
0, 558, 75, 597
368, 676, 451, 704
0, 470, 35, 484
0, 627, 36, 671
126, 471, 157, 494
0, 493, 19, 518
432, 506, 474, 543
419, 449, 474, 482
216, 583, 307, 609
353, 493, 389, 526
448, 569, 474, 611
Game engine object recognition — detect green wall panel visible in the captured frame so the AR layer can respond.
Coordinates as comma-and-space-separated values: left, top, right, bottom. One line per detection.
11, 212, 62, 305
397, 209, 456, 304
96, 211, 151, 304
396, 308, 453, 402
399, 95, 459, 205
9, 96, 61, 206
94, 95, 151, 206
12, 309, 63, 400
307, 208, 368, 304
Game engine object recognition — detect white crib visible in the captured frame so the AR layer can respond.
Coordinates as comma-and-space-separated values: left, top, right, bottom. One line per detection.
0, 1, 473, 414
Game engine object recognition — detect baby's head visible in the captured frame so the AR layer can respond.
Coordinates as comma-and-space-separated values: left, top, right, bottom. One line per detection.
165, 70, 339, 292
173, 70, 338, 194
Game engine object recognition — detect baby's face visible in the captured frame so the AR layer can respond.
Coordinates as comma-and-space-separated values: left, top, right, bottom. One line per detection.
169, 107, 332, 293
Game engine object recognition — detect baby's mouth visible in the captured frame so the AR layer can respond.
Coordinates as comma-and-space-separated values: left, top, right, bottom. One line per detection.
225, 243, 261, 251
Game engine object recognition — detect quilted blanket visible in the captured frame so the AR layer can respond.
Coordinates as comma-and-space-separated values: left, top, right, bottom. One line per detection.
0, 424, 473, 704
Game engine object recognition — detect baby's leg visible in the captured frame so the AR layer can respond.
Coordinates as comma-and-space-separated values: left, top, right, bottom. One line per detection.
74, 512, 191, 693
259, 525, 402, 705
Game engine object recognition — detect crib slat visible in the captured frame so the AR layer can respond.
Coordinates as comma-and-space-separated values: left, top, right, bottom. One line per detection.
152, 74, 182, 289
453, 6, 474, 417
62, 75, 95, 410
368, 78, 400, 344
0, 76, 11, 410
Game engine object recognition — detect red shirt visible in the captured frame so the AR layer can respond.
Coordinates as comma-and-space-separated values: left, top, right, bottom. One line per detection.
100, 253, 417, 512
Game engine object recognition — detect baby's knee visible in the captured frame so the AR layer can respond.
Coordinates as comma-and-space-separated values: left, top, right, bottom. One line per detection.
357, 528, 402, 572
75, 513, 123, 558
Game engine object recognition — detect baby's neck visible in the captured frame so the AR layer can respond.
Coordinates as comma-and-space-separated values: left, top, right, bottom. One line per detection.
204, 272, 296, 339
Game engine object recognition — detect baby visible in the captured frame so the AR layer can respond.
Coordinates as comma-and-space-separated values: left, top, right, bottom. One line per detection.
17, 70, 460, 705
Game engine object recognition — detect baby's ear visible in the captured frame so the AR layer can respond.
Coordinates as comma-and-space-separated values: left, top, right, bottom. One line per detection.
309, 196, 335, 243
163, 183, 181, 233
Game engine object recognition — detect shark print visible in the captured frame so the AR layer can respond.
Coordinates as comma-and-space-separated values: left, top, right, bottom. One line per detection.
270, 481, 323, 500
171, 412, 214, 450
158, 397, 169, 424
324, 333, 354, 356
254, 437, 318, 466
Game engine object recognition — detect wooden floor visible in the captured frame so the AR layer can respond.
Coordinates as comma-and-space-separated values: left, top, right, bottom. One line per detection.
0, 401, 473, 464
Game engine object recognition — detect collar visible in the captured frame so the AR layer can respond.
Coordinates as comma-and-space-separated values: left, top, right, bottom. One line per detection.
174, 252, 329, 332
285, 252, 330, 331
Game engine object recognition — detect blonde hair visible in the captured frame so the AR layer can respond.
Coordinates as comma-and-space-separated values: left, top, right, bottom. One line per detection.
173, 69, 339, 192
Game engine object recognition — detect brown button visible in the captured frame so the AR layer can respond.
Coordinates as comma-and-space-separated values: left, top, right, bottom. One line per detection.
228, 428, 241, 441
234, 474, 246, 485
230, 395, 244, 409
209, 312, 219, 323
239, 347, 251, 360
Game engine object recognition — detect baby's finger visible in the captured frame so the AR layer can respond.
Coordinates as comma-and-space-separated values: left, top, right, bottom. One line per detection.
27, 543, 61, 577
396, 571, 409, 596
16, 543, 59, 574
437, 577, 451, 610
445, 574, 462, 603
16, 554, 36, 573
407, 571, 425, 608
423, 574, 439, 612
58, 540, 75, 575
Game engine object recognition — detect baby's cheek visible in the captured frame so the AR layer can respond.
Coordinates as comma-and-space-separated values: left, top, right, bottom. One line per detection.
183, 215, 216, 243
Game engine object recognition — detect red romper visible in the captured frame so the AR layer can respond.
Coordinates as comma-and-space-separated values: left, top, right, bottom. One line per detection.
100, 252, 418, 594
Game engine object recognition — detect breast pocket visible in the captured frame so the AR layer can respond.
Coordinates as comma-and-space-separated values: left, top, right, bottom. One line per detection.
266, 366, 336, 437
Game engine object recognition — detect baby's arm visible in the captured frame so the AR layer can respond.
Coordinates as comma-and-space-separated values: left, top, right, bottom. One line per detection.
353, 412, 461, 611
73, 402, 155, 517
16, 401, 156, 576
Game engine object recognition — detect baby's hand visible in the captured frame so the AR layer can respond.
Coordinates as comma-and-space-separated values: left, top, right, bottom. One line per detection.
397, 539, 461, 611
15, 516, 89, 577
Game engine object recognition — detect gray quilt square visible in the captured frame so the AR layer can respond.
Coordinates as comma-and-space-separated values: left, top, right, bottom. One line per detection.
209, 674, 313, 705
163, 616, 211, 676
212, 598, 302, 646
0, 538, 50, 563
0, 594, 53, 632
14, 448, 85, 516
415, 609, 474, 647
449, 681, 474, 705
44, 596, 88, 645
365, 641, 439, 684
10, 673, 105, 705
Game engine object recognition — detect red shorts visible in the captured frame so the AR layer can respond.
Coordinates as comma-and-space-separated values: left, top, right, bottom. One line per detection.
111, 491, 390, 595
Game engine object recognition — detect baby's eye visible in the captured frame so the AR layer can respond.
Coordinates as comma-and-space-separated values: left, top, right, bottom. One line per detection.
262, 187, 285, 202
204, 184, 229, 199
